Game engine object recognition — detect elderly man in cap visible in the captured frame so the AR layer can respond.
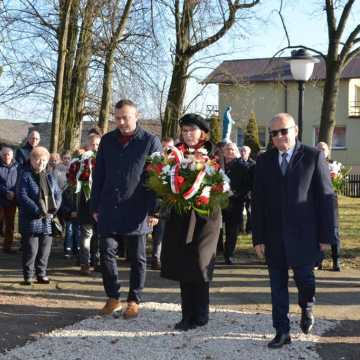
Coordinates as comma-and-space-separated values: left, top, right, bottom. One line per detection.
91, 99, 162, 318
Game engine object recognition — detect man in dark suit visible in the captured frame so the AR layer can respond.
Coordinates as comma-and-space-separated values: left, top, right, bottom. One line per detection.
252, 113, 336, 349
239, 146, 256, 233
90, 99, 161, 319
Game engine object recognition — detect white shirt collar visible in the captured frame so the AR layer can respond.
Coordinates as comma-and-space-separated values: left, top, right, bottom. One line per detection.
278, 145, 295, 165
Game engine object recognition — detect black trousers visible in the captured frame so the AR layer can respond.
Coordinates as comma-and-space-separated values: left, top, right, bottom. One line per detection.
179, 281, 210, 324
22, 234, 52, 279
100, 234, 146, 303
268, 265, 315, 334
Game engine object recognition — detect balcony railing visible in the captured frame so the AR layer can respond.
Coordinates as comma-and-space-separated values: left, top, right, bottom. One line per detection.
349, 101, 360, 117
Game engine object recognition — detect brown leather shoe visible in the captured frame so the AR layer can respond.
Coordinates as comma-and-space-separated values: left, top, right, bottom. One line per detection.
123, 301, 139, 319
101, 298, 122, 315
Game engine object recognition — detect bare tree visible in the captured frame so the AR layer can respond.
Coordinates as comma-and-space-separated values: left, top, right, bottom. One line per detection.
63, 0, 104, 150
278, 0, 360, 150
319, 0, 360, 149
50, 0, 74, 152
98, 0, 134, 134
160, 0, 260, 139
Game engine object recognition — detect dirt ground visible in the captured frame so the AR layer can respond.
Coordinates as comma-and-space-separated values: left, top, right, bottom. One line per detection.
1, 247, 360, 359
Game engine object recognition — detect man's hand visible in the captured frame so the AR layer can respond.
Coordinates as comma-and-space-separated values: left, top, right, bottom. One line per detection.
320, 243, 331, 251
92, 212, 98, 222
254, 244, 265, 259
147, 216, 159, 227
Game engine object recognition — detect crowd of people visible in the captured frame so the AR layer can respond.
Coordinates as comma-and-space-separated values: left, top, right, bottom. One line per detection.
0, 100, 339, 349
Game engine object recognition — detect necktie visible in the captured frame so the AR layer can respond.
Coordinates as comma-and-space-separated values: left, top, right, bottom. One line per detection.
280, 152, 288, 175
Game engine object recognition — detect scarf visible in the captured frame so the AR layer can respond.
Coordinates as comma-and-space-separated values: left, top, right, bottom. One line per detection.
37, 171, 57, 216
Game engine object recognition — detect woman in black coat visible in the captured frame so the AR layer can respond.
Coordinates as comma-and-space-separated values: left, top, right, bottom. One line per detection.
160, 114, 222, 331
17, 146, 62, 285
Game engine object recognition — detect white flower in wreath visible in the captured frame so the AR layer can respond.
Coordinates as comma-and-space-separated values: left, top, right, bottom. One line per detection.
200, 186, 211, 197
197, 148, 208, 155
150, 151, 162, 160
205, 164, 215, 176
329, 161, 342, 175
161, 165, 171, 175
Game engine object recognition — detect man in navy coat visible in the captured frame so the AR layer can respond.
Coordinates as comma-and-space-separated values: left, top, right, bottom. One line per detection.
90, 99, 161, 318
252, 113, 336, 349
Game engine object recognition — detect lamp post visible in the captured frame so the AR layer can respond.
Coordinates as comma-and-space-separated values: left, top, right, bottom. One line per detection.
287, 49, 319, 141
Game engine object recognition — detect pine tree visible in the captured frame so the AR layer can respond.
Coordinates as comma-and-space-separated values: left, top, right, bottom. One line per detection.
244, 111, 261, 157
209, 115, 221, 144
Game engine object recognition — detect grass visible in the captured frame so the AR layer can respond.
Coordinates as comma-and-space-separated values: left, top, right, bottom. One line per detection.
233, 195, 360, 270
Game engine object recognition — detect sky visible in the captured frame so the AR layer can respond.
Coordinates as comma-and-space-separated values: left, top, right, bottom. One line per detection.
1, 1, 359, 122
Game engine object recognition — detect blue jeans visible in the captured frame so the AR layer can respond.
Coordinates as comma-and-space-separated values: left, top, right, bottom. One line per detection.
64, 221, 80, 255
100, 234, 147, 303
268, 265, 315, 334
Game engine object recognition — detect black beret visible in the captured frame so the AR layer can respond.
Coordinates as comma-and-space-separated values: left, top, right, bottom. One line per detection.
179, 113, 209, 133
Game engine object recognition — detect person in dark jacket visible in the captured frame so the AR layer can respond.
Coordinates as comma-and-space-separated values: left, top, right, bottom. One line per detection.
239, 145, 256, 233
160, 113, 222, 331
252, 113, 336, 348
59, 185, 80, 259
90, 99, 162, 318
15, 130, 41, 168
316, 141, 341, 271
222, 142, 251, 265
0, 147, 18, 253
17, 146, 62, 285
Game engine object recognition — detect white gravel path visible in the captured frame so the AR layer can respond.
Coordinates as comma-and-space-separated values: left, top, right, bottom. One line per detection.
0, 302, 336, 360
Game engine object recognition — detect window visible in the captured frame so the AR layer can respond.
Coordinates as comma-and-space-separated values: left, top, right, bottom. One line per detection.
258, 127, 267, 148
237, 128, 244, 146
314, 127, 346, 149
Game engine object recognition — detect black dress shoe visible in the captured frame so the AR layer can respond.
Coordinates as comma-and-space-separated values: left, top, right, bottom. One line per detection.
37, 276, 50, 284
22, 279, 33, 286
174, 319, 196, 331
224, 257, 234, 265
333, 260, 341, 272
300, 310, 315, 334
194, 315, 208, 327
268, 333, 291, 349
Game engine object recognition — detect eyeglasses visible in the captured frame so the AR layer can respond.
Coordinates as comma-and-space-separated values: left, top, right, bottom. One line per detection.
270, 126, 295, 138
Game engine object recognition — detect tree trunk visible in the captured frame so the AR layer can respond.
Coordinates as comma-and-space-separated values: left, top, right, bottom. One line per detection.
64, 0, 100, 151
50, 0, 73, 153
162, 55, 190, 139
98, 51, 114, 134
319, 60, 341, 151
98, 0, 134, 134
58, 0, 80, 152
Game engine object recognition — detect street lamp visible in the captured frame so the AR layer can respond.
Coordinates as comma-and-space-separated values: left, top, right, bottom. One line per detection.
287, 49, 319, 141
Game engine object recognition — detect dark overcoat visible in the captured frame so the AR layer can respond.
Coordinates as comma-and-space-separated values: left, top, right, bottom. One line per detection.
17, 168, 62, 235
222, 158, 251, 223
15, 143, 33, 168
0, 160, 18, 208
90, 126, 162, 236
161, 208, 221, 282
160, 141, 222, 283
252, 141, 336, 268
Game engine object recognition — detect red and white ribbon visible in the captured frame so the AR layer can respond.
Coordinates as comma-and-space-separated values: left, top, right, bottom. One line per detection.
183, 170, 206, 200
170, 164, 181, 194
168, 146, 184, 163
